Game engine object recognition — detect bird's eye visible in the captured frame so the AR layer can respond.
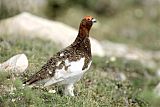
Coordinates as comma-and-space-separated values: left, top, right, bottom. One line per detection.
87, 18, 90, 21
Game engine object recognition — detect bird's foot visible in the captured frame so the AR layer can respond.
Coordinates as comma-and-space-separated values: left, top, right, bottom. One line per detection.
64, 84, 74, 96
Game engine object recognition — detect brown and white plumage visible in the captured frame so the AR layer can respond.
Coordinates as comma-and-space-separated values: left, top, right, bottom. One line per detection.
24, 16, 96, 96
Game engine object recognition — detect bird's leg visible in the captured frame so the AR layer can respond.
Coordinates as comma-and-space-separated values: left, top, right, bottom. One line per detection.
64, 84, 74, 96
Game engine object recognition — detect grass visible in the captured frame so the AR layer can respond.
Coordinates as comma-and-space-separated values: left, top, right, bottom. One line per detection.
1, 35, 159, 107
0, 1, 160, 106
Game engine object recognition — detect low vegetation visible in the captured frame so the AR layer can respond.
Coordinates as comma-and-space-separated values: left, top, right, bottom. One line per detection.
0, 35, 159, 107
0, 0, 159, 106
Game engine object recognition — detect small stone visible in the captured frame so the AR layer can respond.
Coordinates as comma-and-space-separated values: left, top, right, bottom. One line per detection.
0, 54, 28, 73
11, 99, 15, 102
48, 89, 56, 94
116, 72, 127, 81
110, 56, 116, 62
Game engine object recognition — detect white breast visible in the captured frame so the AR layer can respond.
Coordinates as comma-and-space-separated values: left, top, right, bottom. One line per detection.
44, 58, 92, 86
66, 58, 85, 72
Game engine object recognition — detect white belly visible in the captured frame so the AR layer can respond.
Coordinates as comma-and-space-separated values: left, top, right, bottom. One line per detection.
57, 58, 92, 84
60, 72, 84, 84
44, 58, 92, 87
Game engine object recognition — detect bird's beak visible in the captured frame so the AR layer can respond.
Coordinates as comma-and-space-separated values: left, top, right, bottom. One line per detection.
92, 18, 96, 23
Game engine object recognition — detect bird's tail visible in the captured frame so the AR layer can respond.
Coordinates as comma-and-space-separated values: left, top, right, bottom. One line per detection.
23, 75, 39, 85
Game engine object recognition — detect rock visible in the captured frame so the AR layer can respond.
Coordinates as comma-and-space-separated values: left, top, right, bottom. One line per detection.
100, 68, 127, 81
0, 12, 105, 57
116, 72, 127, 81
156, 69, 160, 77
0, 0, 47, 18
154, 82, 160, 96
101, 40, 160, 69
0, 54, 28, 73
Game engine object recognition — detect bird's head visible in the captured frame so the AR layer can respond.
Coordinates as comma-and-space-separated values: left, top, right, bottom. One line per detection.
81, 16, 96, 29
79, 16, 96, 37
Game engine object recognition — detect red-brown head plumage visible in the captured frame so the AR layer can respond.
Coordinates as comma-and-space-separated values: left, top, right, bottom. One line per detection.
78, 16, 96, 38
84, 16, 93, 21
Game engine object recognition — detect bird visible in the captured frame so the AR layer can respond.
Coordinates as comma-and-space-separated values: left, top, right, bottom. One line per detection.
24, 16, 96, 96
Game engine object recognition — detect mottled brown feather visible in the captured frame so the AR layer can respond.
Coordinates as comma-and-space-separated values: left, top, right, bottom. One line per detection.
24, 17, 94, 85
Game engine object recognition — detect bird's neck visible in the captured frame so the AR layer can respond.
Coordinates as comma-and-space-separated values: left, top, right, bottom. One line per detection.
72, 35, 91, 55
71, 28, 92, 61
72, 25, 90, 45
78, 27, 89, 39
71, 25, 92, 56
78, 25, 91, 38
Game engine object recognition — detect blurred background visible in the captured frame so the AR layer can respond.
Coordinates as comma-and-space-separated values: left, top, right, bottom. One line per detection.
0, 0, 160, 50
0, 0, 160, 106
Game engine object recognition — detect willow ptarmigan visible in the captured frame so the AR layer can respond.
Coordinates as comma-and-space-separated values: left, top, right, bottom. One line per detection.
24, 16, 96, 96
